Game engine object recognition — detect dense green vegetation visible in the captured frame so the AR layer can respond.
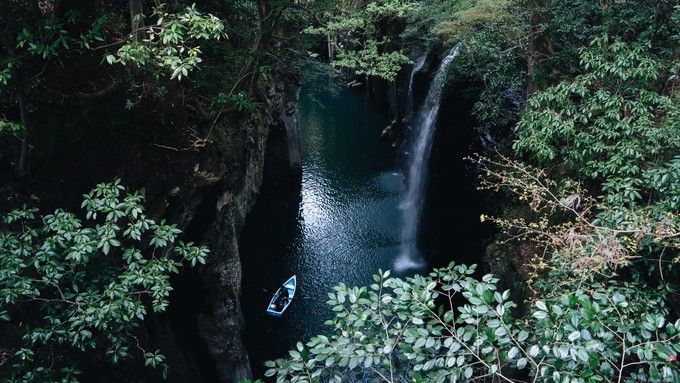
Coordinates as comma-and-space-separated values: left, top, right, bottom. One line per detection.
266, 0, 680, 382
268, 266, 679, 382
2, 0, 680, 382
1, 181, 208, 381
0, 0, 325, 176
0, 0, 330, 380
304, 0, 416, 80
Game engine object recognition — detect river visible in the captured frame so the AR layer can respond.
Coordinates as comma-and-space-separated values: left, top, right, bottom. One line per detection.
240, 59, 489, 377
240, 63, 411, 375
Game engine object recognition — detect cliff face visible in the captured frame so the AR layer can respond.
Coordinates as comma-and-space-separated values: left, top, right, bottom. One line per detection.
263, 75, 303, 184
146, 75, 302, 383
186, 114, 268, 382
0, 68, 301, 382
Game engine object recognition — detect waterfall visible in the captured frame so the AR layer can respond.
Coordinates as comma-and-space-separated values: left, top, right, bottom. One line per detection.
395, 45, 461, 271
405, 55, 427, 118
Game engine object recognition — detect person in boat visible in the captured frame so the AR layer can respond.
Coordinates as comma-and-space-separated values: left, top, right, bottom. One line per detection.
275, 288, 290, 311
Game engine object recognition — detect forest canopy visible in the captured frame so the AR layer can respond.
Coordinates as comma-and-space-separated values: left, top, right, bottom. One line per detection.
267, 0, 680, 382
2, 0, 680, 382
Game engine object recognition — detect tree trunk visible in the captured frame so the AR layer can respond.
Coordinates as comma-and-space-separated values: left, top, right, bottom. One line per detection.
17, 91, 29, 176
526, 0, 548, 96
129, 0, 145, 42
245, 1, 282, 93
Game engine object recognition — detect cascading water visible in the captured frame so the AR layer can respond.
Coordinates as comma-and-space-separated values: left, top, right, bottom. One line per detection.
405, 55, 427, 118
395, 45, 461, 271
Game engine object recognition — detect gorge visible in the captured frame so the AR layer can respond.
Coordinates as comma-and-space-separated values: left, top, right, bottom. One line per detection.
239, 48, 489, 375
3, 1, 679, 382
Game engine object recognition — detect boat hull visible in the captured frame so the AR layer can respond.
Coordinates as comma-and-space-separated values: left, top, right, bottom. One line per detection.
266, 275, 296, 316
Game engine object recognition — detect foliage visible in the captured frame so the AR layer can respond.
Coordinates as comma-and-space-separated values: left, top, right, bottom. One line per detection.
305, 0, 417, 80
0, 1, 232, 175
538, 0, 679, 79
1, 4, 225, 86
409, 0, 679, 130
0, 180, 208, 381
474, 154, 680, 289
498, 27, 680, 292
449, 0, 680, 309
0, 118, 22, 135
0, 60, 16, 86
215, 91, 258, 113
105, 4, 227, 81
267, 265, 680, 382
431, 0, 517, 38
0, 0, 337, 174
327, 38, 412, 81
513, 35, 680, 207
12, 11, 107, 64
409, 0, 529, 128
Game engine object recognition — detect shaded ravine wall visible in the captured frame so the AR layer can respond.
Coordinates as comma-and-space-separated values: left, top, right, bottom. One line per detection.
0, 68, 302, 382
149, 72, 303, 383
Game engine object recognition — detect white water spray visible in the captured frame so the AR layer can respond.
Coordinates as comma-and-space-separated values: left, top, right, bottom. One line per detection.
405, 55, 426, 118
395, 45, 461, 271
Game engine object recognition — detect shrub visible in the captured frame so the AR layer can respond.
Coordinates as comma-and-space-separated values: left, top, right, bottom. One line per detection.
0, 180, 208, 381
267, 265, 680, 382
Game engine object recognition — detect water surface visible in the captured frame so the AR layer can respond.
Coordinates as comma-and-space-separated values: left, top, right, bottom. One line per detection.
240, 63, 405, 374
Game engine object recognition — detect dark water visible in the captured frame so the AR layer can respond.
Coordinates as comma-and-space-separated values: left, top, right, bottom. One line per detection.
239, 62, 490, 378
240, 64, 407, 376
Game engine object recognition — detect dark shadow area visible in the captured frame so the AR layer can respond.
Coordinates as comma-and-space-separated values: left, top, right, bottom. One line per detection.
422, 77, 495, 269
240, 167, 303, 377
162, 186, 222, 383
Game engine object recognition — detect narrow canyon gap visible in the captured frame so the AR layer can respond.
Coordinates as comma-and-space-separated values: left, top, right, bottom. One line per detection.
240, 55, 489, 376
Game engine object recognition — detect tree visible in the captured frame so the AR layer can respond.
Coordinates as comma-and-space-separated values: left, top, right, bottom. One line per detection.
266, 265, 680, 382
105, 4, 227, 81
473, 154, 680, 290
305, 0, 417, 81
0, 2, 227, 176
513, 35, 680, 208
0, 180, 209, 381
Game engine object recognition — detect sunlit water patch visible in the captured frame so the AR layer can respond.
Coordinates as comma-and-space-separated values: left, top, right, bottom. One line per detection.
240, 63, 408, 375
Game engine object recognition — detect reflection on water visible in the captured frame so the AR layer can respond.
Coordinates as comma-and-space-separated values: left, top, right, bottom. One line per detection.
240, 63, 407, 375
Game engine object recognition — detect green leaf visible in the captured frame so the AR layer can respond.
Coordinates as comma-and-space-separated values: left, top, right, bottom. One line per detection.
517, 357, 528, 369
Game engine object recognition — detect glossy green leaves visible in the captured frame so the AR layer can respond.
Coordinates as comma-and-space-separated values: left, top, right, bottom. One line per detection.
266, 264, 680, 382
0, 180, 209, 381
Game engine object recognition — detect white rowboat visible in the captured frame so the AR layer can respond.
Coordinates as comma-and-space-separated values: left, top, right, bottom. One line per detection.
266, 275, 296, 317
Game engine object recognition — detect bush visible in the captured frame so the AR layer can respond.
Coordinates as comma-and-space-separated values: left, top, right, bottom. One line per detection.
267, 264, 680, 383
0, 180, 208, 381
